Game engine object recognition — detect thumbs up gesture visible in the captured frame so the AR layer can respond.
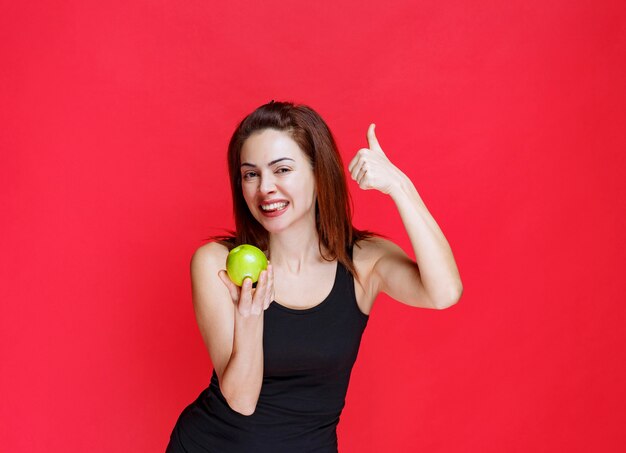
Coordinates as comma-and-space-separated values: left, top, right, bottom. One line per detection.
348, 124, 404, 195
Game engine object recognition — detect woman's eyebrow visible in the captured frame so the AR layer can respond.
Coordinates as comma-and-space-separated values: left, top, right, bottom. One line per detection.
240, 157, 295, 168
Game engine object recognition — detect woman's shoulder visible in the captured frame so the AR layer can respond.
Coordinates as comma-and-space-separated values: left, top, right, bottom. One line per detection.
353, 236, 396, 262
352, 236, 397, 280
354, 236, 409, 276
191, 241, 230, 271
350, 237, 398, 313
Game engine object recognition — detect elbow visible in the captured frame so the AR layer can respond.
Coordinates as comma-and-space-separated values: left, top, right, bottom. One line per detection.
226, 397, 258, 416
222, 389, 258, 416
231, 403, 257, 417
435, 284, 463, 310
218, 366, 262, 416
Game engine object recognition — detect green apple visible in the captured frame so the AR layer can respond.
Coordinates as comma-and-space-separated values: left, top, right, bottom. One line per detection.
226, 244, 268, 286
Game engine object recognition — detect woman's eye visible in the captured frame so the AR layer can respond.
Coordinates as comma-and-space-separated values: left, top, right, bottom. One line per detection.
276, 167, 291, 174
243, 171, 257, 180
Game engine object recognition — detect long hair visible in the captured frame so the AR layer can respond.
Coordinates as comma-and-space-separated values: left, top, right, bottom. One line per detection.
213, 100, 374, 279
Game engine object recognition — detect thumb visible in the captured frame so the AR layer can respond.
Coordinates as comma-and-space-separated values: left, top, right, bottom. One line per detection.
218, 270, 240, 302
367, 123, 382, 152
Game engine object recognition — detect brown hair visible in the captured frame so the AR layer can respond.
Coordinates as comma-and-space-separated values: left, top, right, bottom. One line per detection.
213, 100, 375, 279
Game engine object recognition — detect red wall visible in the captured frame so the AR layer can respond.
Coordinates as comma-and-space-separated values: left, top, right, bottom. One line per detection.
2, 1, 625, 451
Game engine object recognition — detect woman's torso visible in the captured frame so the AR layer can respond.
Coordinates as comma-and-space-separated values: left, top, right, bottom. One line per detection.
166, 255, 369, 453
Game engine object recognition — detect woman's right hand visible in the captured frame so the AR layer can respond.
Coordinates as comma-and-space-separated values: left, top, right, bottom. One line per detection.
218, 263, 274, 317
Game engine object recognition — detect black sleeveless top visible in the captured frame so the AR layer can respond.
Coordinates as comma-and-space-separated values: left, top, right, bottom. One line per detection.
166, 260, 369, 453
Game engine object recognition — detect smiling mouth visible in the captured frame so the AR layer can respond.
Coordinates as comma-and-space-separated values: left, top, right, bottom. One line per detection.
260, 201, 289, 212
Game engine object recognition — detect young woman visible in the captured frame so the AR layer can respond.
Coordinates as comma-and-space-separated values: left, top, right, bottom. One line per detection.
166, 101, 463, 452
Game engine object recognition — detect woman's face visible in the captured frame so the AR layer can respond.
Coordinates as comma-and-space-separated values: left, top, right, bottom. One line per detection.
240, 129, 316, 235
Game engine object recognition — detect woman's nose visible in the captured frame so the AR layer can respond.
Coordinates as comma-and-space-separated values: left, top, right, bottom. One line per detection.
259, 175, 276, 194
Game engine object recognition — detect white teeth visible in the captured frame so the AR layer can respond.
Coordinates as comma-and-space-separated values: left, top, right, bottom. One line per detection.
261, 202, 288, 211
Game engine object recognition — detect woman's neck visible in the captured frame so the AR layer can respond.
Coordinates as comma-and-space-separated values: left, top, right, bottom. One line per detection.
268, 229, 329, 274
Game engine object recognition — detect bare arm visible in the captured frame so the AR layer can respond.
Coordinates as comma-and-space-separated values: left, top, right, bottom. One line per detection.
371, 188, 462, 309
191, 242, 273, 415
349, 124, 463, 309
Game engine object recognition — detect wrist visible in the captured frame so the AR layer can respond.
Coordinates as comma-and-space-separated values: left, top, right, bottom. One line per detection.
388, 171, 415, 201
234, 308, 264, 337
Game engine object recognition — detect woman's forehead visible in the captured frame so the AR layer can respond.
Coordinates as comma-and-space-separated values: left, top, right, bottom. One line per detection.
240, 129, 305, 164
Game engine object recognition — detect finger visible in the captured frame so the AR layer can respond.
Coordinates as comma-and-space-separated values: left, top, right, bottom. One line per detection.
348, 152, 360, 174
367, 123, 383, 153
239, 277, 253, 315
252, 269, 266, 303
348, 148, 368, 174
251, 270, 267, 315
356, 167, 369, 188
350, 155, 365, 180
218, 270, 240, 303
264, 264, 274, 309
355, 162, 368, 183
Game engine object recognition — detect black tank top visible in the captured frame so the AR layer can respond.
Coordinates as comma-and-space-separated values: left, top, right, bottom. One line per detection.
166, 259, 369, 453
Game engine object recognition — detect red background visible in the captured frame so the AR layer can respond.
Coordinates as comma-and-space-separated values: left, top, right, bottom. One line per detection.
2, 1, 625, 451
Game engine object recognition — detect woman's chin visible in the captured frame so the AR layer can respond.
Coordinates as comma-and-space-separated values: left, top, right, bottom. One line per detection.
253, 209, 315, 235
261, 222, 288, 235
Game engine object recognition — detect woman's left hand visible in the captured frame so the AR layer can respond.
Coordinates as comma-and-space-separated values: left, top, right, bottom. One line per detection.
348, 124, 404, 195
